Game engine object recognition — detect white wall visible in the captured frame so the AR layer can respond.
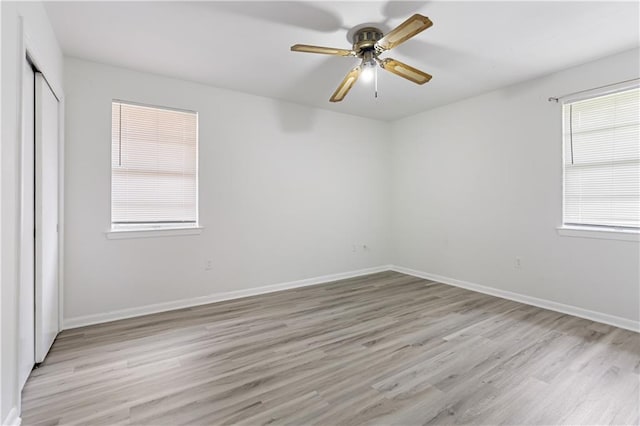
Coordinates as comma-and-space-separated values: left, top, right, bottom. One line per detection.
65, 50, 640, 329
63, 57, 390, 323
391, 48, 640, 325
1, 1, 63, 424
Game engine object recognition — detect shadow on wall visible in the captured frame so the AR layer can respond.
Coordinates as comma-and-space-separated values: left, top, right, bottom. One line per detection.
273, 55, 359, 133
273, 101, 318, 133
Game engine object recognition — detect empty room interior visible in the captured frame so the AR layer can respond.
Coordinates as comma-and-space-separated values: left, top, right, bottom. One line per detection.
2, 1, 640, 425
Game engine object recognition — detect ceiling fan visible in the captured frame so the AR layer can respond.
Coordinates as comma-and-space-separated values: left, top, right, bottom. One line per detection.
291, 14, 433, 102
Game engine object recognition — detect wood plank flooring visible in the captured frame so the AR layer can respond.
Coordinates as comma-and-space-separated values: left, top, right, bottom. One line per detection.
21, 271, 640, 425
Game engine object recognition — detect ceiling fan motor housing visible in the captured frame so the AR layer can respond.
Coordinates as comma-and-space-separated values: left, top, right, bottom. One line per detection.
352, 27, 383, 57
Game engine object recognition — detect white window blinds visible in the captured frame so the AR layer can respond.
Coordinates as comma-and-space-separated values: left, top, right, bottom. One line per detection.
111, 101, 198, 226
563, 87, 639, 229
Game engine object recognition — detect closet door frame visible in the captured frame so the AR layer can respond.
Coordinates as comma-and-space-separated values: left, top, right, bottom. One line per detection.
23, 33, 65, 335
16, 18, 65, 404
18, 55, 36, 391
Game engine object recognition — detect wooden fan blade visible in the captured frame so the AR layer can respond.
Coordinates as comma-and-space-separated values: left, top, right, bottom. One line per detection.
376, 14, 433, 51
379, 58, 432, 85
291, 44, 355, 56
330, 66, 361, 102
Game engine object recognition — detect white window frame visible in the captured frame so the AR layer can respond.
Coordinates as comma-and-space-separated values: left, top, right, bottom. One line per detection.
106, 100, 202, 239
557, 81, 640, 242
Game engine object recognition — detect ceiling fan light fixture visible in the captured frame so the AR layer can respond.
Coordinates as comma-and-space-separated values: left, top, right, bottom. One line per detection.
360, 63, 375, 83
360, 51, 377, 83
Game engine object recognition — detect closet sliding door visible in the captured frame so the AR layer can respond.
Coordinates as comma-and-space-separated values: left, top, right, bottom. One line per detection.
34, 72, 60, 363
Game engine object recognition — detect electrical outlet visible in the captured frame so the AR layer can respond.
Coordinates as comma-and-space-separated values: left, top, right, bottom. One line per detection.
205, 260, 213, 271
515, 257, 522, 269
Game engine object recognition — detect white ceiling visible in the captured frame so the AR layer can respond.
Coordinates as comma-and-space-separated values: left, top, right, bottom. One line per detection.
44, 1, 639, 121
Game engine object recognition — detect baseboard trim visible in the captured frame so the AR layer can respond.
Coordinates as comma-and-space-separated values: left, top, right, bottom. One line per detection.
63, 265, 393, 330
391, 265, 640, 333
3, 407, 21, 426
63, 264, 639, 333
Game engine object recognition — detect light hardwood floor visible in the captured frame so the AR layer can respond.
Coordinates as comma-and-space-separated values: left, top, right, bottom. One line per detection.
22, 271, 640, 425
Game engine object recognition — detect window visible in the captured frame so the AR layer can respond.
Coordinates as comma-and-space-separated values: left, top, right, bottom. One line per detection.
562, 86, 639, 233
111, 101, 198, 231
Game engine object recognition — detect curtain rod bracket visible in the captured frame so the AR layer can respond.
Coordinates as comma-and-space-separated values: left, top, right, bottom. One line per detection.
548, 97, 559, 103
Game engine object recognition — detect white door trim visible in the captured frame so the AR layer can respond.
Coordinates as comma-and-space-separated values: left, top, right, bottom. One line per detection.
18, 55, 36, 391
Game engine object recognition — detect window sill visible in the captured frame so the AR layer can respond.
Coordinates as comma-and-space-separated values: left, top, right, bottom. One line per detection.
557, 226, 639, 242
105, 226, 203, 240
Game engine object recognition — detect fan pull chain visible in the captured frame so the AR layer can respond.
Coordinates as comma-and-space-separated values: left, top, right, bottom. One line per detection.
374, 65, 378, 98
